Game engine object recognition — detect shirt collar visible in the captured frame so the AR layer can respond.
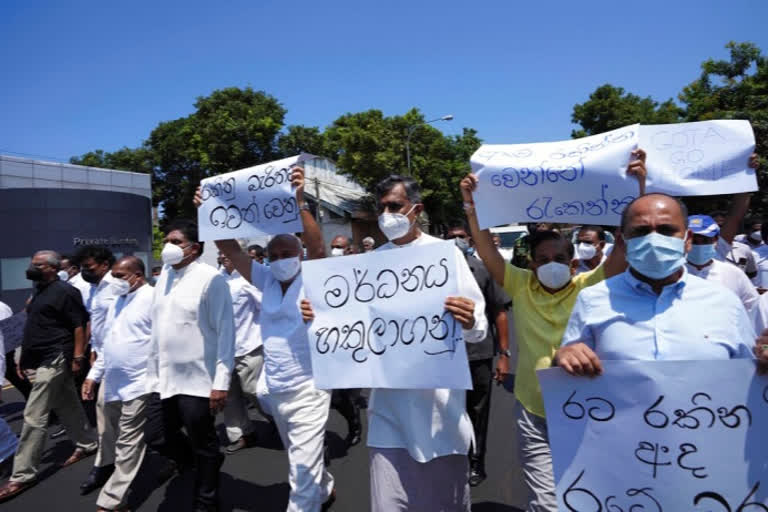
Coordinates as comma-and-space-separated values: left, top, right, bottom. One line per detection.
388, 230, 426, 249
622, 266, 689, 297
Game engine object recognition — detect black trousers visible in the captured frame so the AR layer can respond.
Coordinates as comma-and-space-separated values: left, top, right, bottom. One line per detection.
5, 351, 32, 399
331, 388, 361, 434
144, 393, 223, 511
466, 358, 493, 466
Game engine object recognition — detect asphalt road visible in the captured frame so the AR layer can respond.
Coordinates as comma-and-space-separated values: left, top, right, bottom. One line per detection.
0, 381, 527, 511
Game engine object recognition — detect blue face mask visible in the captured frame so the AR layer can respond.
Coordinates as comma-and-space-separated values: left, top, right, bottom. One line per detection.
626, 232, 687, 280
687, 242, 716, 266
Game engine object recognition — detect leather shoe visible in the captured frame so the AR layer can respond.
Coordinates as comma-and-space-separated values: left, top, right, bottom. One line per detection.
80, 464, 115, 495
322, 488, 336, 511
346, 426, 362, 447
468, 462, 487, 487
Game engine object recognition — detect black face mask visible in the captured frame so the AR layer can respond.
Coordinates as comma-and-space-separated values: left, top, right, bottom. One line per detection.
81, 268, 101, 284
26, 266, 44, 281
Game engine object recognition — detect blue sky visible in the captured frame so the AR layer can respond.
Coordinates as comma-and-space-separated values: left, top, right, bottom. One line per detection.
1, 0, 766, 163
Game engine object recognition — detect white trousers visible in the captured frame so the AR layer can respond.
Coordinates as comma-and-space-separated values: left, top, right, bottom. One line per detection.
265, 381, 334, 512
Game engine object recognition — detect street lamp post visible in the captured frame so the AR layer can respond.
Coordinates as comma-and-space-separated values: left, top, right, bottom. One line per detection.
406, 114, 453, 175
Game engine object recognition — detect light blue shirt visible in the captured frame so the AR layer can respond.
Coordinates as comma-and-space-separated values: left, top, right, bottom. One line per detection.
562, 269, 755, 361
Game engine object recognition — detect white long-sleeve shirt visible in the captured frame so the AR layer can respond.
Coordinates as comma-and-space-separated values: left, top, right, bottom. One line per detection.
367, 232, 488, 463
250, 262, 313, 393
222, 270, 263, 357
87, 283, 153, 402
146, 260, 235, 399
686, 259, 759, 319
67, 272, 92, 305
86, 273, 118, 353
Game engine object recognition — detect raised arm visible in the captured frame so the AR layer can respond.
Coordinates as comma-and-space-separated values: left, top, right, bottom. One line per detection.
719, 154, 759, 244
292, 166, 325, 261
603, 148, 648, 278
461, 174, 505, 286
193, 187, 253, 282
627, 148, 647, 197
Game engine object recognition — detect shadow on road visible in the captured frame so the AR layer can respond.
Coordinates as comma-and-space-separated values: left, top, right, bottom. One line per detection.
472, 502, 524, 511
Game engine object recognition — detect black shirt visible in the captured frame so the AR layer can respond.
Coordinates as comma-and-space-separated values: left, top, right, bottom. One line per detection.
465, 255, 512, 361
21, 279, 89, 369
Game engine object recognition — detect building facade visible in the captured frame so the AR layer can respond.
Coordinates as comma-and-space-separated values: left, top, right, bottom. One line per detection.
0, 155, 152, 312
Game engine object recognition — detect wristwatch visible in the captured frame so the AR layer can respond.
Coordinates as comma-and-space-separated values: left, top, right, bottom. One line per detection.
500, 349, 512, 358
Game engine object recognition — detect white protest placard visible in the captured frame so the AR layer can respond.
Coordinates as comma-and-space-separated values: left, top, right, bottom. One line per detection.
641, 120, 757, 196
470, 125, 640, 227
301, 241, 472, 390
538, 360, 768, 511
0, 311, 27, 353
197, 154, 313, 241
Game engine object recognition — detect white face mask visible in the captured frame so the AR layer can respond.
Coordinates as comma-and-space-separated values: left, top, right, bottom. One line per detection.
270, 256, 301, 282
330, 248, 345, 257
57, 270, 70, 282
536, 262, 572, 289
110, 277, 132, 296
576, 242, 597, 261
378, 205, 416, 241
750, 230, 763, 243
161, 243, 186, 265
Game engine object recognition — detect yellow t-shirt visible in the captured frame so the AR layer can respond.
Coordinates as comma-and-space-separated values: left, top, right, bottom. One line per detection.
504, 263, 606, 418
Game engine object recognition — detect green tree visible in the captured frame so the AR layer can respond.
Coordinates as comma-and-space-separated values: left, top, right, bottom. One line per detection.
571, 84, 683, 138
149, 87, 287, 222
324, 108, 481, 231
70, 147, 154, 174
277, 125, 327, 157
152, 224, 164, 260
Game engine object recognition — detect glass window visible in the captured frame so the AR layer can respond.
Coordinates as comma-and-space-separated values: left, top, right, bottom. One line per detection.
1, 257, 33, 291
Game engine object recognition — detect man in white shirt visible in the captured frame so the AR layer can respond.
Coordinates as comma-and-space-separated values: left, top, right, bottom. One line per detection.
573, 225, 608, 275
217, 252, 268, 454
81, 256, 153, 511
303, 175, 487, 512
686, 214, 759, 317
145, 219, 235, 512
60, 254, 92, 304
202, 166, 336, 512
75, 245, 119, 494
492, 233, 514, 263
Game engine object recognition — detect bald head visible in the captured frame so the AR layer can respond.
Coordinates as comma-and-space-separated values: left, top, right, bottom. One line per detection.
114, 256, 145, 275
111, 255, 146, 292
267, 234, 302, 261
621, 193, 689, 240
